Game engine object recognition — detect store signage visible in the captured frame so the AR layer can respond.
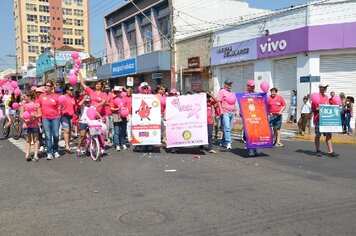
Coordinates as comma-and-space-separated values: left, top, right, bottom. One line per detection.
112, 58, 137, 77
259, 38, 287, 54
188, 57, 200, 68
211, 38, 257, 66
127, 76, 134, 86
152, 73, 164, 79
300, 76, 320, 83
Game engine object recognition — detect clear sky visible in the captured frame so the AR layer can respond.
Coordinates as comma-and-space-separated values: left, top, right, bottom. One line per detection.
0, 0, 308, 71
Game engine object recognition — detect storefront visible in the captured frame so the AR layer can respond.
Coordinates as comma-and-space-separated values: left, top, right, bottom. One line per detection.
182, 57, 210, 94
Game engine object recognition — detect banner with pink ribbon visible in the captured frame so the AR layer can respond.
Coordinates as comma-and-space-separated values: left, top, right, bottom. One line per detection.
166, 94, 208, 148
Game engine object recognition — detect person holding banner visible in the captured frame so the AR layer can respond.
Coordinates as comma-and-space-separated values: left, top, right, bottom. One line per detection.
217, 79, 237, 150
311, 83, 339, 157
267, 87, 286, 147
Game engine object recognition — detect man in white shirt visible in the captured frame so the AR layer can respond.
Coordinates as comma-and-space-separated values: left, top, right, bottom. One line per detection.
297, 96, 311, 135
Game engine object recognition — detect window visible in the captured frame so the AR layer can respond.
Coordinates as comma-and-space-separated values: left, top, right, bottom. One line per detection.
29, 56, 37, 63
62, 0, 72, 5
73, 0, 83, 6
40, 26, 50, 33
26, 14, 37, 22
28, 46, 39, 53
40, 35, 50, 43
63, 28, 73, 35
39, 0, 49, 2
159, 17, 170, 48
74, 29, 83, 36
74, 9, 83, 16
75, 38, 84, 46
40, 47, 51, 54
26, 3, 37, 11
63, 8, 72, 15
39, 5, 49, 13
63, 38, 73, 45
27, 35, 38, 43
74, 19, 83, 26
143, 25, 153, 53
27, 25, 38, 33
39, 15, 50, 23
63, 18, 73, 25
128, 30, 137, 57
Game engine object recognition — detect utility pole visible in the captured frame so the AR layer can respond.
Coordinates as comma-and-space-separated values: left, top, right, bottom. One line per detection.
6, 54, 18, 81
168, 0, 176, 89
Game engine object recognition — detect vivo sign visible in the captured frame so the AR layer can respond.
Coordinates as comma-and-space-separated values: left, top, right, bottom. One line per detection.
259, 38, 287, 54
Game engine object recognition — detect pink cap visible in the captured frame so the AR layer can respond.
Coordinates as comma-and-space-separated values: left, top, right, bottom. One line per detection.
247, 80, 256, 86
169, 89, 178, 94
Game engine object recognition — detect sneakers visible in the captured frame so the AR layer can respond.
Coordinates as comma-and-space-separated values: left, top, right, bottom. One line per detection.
248, 149, 255, 157
208, 149, 217, 154
33, 156, 39, 162
254, 149, 261, 155
26, 156, 32, 162
116, 145, 121, 151
328, 152, 340, 158
274, 142, 284, 147
226, 143, 232, 150
100, 149, 107, 155
46, 153, 53, 160
54, 152, 60, 158
39, 146, 44, 152
315, 150, 322, 157
122, 144, 127, 150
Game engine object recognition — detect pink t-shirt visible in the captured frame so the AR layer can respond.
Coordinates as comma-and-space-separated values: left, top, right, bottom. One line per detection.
124, 96, 132, 115
105, 92, 114, 116
216, 89, 236, 113
268, 95, 286, 114
85, 87, 108, 116
312, 93, 329, 123
207, 101, 214, 125
39, 93, 60, 119
23, 102, 40, 129
61, 94, 75, 116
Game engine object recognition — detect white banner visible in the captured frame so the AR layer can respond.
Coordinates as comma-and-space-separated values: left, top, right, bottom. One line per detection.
131, 94, 161, 145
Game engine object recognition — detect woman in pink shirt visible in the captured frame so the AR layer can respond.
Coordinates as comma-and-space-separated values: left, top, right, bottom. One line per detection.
20, 90, 42, 161
60, 85, 75, 153
267, 87, 286, 147
38, 80, 61, 160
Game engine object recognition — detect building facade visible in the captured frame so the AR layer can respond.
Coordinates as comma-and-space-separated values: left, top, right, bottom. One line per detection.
13, 0, 90, 72
211, 0, 356, 127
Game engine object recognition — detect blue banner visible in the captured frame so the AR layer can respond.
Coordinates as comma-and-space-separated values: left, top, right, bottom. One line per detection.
319, 105, 342, 132
237, 92, 273, 149
111, 58, 137, 77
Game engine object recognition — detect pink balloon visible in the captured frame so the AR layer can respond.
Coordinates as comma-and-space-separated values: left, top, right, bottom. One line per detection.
25, 103, 36, 112
71, 51, 79, 60
12, 102, 19, 110
31, 86, 37, 91
160, 96, 166, 106
11, 81, 18, 89
331, 95, 341, 105
14, 88, 21, 96
114, 97, 122, 107
22, 111, 31, 120
58, 95, 67, 105
121, 92, 127, 98
100, 122, 107, 134
226, 94, 237, 105
120, 107, 129, 118
260, 81, 270, 93
69, 74, 78, 85
86, 107, 96, 120
75, 59, 82, 67
310, 93, 320, 105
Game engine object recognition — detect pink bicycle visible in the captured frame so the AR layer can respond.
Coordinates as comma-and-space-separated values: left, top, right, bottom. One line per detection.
77, 122, 103, 161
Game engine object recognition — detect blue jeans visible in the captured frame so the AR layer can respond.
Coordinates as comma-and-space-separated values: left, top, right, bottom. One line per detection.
113, 120, 127, 146
345, 113, 353, 133
222, 112, 234, 145
42, 117, 60, 155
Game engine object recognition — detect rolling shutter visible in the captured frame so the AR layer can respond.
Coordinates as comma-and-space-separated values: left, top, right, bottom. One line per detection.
273, 58, 297, 121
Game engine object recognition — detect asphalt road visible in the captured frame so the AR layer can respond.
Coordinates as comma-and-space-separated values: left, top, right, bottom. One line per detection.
0, 136, 356, 236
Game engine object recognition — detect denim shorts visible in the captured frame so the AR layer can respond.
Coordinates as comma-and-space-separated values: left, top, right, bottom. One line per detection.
23, 128, 39, 136
270, 114, 282, 129
60, 115, 72, 130
79, 123, 88, 131
314, 122, 332, 138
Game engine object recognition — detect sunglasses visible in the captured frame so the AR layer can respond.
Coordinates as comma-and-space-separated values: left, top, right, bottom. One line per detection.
142, 87, 149, 90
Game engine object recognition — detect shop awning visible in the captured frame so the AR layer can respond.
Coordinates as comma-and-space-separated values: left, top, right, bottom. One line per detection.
183, 67, 205, 74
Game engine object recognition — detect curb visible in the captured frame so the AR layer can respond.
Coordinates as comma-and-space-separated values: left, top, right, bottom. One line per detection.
292, 135, 356, 145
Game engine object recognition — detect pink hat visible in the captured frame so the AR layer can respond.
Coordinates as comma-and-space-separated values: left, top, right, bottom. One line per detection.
247, 80, 256, 86
169, 88, 178, 94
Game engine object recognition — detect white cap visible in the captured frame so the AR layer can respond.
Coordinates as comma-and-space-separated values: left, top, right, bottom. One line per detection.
318, 83, 329, 88
113, 86, 122, 91
140, 82, 149, 87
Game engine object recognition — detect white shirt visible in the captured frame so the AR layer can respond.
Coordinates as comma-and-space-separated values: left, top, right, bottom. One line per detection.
300, 102, 311, 114
2, 94, 11, 109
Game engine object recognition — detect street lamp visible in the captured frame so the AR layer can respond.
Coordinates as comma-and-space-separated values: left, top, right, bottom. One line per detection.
6, 54, 18, 81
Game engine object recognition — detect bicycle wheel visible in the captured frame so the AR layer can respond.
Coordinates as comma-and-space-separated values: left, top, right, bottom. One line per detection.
2, 117, 10, 138
12, 117, 22, 140
90, 136, 101, 161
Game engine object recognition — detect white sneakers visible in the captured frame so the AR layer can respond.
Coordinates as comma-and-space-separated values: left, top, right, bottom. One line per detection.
116, 146, 121, 151
122, 144, 128, 150
226, 143, 232, 150
116, 145, 127, 151
39, 146, 44, 152
46, 154, 53, 160
54, 152, 60, 158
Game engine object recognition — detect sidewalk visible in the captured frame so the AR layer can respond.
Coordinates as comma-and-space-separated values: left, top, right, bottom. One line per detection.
231, 120, 356, 145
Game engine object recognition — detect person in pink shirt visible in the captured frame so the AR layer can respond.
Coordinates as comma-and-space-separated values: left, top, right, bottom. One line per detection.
20, 90, 42, 161
125, 87, 133, 143
216, 79, 237, 150
202, 91, 218, 153
155, 85, 167, 143
60, 85, 75, 153
311, 83, 339, 157
267, 87, 286, 147
38, 80, 61, 160
105, 87, 114, 145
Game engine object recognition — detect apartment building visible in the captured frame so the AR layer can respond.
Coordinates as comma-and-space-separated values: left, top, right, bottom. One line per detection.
13, 0, 90, 71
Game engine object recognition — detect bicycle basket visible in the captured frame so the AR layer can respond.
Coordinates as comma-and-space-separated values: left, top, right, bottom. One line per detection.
89, 125, 102, 135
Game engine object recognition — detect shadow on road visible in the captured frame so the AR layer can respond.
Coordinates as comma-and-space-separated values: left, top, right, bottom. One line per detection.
229, 147, 270, 158
295, 149, 318, 156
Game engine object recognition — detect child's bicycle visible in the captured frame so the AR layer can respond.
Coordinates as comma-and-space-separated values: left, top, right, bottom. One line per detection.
77, 121, 103, 161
